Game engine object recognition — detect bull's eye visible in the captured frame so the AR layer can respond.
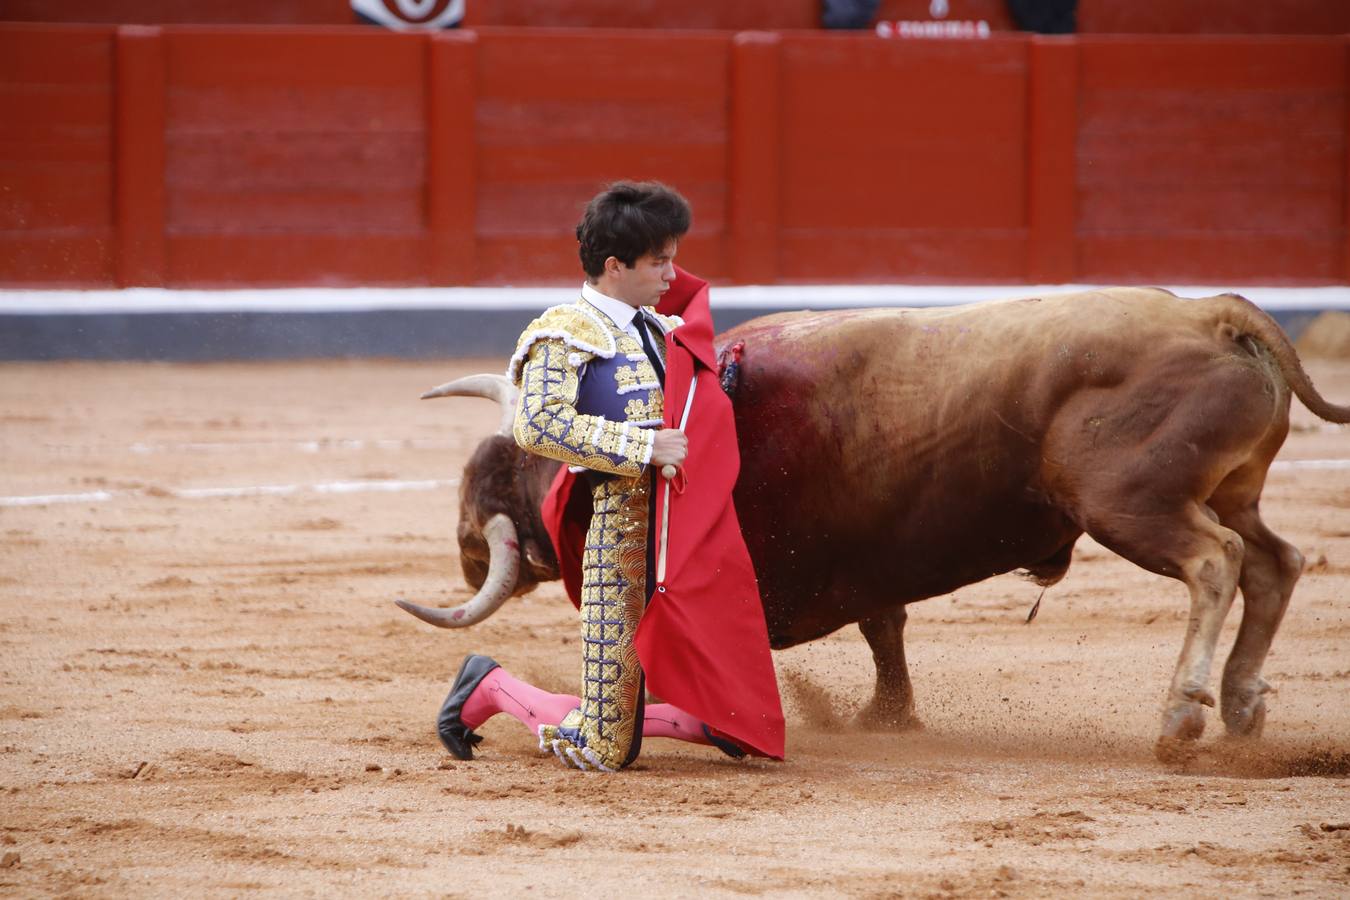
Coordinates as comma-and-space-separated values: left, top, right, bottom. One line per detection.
350, 0, 465, 29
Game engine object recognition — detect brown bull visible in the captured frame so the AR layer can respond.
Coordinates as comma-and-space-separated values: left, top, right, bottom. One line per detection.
397, 288, 1349, 759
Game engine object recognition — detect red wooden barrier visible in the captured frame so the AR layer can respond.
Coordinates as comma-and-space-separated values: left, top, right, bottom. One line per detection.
729, 32, 782, 285
116, 25, 166, 287
0, 25, 115, 286
1026, 36, 1078, 284
777, 35, 1030, 282
471, 28, 731, 284
1, 25, 1347, 288
162, 28, 427, 285
427, 30, 477, 285
1075, 37, 1346, 284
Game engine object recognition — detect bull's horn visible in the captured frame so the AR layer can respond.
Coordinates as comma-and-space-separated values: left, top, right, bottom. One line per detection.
395, 513, 520, 628
421, 374, 518, 436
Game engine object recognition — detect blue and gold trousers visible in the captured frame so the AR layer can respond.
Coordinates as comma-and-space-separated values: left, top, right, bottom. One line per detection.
541, 473, 652, 770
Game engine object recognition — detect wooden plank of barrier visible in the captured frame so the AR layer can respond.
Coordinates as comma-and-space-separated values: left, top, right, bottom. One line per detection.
472, 30, 730, 283
161, 28, 425, 285
115, 25, 167, 287
777, 35, 1029, 281
729, 32, 781, 286
1077, 37, 1343, 283
1027, 36, 1077, 284
1345, 36, 1350, 285
0, 25, 116, 287
428, 30, 478, 286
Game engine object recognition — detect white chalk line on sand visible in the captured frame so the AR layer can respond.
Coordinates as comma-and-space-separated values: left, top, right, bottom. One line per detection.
1269, 459, 1350, 472
29, 422, 1344, 459
40, 437, 464, 456
3, 460, 1347, 509
0, 478, 460, 508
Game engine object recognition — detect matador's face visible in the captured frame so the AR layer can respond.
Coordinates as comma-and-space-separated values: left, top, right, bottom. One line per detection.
607, 239, 678, 308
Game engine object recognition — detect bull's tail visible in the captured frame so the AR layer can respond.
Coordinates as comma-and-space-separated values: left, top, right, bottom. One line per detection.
1214, 293, 1350, 424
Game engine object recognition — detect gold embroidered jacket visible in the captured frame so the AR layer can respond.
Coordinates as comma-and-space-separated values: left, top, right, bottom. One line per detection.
509, 300, 682, 477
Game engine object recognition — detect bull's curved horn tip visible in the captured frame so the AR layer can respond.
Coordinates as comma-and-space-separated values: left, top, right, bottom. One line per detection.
394, 597, 428, 616
394, 597, 465, 628
395, 513, 518, 630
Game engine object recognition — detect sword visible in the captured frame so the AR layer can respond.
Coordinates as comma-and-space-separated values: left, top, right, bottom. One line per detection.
656, 375, 698, 586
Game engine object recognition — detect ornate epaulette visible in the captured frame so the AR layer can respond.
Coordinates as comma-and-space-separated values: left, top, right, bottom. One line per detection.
507, 301, 618, 385
648, 309, 684, 335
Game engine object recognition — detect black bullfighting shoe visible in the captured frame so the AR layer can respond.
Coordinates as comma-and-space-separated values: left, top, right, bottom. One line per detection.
702, 724, 747, 760
437, 654, 500, 760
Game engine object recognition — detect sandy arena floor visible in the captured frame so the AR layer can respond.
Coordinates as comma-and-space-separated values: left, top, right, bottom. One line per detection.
1, 356, 1348, 898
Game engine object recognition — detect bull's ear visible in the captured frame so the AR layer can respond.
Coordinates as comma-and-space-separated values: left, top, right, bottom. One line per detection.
420, 374, 519, 435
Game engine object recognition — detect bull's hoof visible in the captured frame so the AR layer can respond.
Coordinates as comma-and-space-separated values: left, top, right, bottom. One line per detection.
1154, 735, 1201, 766
1220, 687, 1268, 739
1155, 700, 1207, 763
1180, 685, 1217, 708
853, 700, 922, 733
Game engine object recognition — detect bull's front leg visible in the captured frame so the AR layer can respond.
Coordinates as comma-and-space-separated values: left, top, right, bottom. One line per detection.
855, 605, 920, 731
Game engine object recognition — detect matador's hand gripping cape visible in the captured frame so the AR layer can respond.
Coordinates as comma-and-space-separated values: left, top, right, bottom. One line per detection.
540, 268, 786, 760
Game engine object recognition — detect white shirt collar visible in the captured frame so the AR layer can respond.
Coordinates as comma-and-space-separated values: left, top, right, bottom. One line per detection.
581, 282, 640, 332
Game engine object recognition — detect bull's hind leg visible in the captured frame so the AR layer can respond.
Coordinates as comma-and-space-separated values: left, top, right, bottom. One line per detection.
1087, 502, 1244, 760
855, 605, 919, 730
1154, 506, 1246, 759
1155, 508, 1245, 760
1215, 504, 1303, 738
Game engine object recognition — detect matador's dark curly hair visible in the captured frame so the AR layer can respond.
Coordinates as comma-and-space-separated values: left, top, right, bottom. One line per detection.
576, 181, 691, 279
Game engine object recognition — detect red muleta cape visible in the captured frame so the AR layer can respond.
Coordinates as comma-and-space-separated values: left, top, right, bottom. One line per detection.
538, 268, 786, 759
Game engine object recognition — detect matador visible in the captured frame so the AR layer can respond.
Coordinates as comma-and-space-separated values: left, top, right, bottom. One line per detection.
435, 182, 784, 771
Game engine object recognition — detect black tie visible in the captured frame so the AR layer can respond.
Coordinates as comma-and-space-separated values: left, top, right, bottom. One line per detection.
636, 313, 666, 385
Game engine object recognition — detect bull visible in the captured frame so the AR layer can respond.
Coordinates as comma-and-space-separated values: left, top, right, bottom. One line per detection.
396, 288, 1349, 760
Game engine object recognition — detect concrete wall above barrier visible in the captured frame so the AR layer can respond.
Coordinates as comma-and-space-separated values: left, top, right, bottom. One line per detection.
3, 25, 1348, 289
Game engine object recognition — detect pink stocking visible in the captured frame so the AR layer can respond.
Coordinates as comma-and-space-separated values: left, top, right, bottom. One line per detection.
460, 667, 711, 747
642, 704, 711, 744
459, 668, 576, 734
